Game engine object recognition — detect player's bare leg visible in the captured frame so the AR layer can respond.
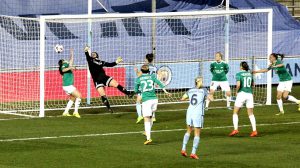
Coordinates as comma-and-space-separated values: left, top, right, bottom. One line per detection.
205, 89, 214, 110
97, 87, 113, 113
181, 125, 192, 157
247, 108, 257, 137
229, 107, 240, 136
276, 91, 284, 115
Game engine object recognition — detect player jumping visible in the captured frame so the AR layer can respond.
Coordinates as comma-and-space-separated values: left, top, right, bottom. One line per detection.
134, 65, 171, 145
58, 48, 81, 118
205, 52, 232, 110
229, 61, 257, 137
84, 46, 133, 113
134, 53, 158, 123
180, 77, 211, 160
253, 53, 300, 115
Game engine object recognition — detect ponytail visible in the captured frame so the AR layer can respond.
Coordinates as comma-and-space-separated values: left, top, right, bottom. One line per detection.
271, 53, 285, 60
277, 53, 285, 60
240, 61, 249, 71
58, 59, 64, 75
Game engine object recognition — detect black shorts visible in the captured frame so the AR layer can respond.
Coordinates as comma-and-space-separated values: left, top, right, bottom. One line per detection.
93, 75, 113, 89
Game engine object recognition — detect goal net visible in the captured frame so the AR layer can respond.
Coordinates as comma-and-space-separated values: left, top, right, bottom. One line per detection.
0, 9, 272, 117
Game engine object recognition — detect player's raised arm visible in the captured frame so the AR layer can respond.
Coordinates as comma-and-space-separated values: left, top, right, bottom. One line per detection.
84, 45, 92, 61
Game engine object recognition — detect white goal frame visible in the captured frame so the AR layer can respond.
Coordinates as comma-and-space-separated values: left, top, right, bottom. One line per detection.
38, 9, 273, 117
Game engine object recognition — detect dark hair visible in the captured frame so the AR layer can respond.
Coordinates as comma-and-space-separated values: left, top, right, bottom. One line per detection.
271, 53, 285, 60
240, 61, 249, 71
58, 59, 64, 75
92, 52, 99, 58
146, 53, 154, 63
141, 64, 150, 73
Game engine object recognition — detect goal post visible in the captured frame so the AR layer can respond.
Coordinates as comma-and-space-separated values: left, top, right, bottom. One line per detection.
0, 8, 273, 117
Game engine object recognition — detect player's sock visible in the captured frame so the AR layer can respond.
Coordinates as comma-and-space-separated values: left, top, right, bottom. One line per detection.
136, 102, 142, 117
182, 133, 190, 151
64, 100, 74, 114
144, 121, 151, 140
74, 98, 81, 113
191, 136, 200, 154
226, 96, 231, 107
117, 85, 131, 95
101, 96, 111, 109
277, 99, 284, 112
233, 114, 239, 130
249, 114, 256, 131
205, 100, 210, 108
287, 95, 299, 103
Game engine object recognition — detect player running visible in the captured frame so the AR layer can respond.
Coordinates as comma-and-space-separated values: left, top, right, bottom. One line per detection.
205, 52, 232, 110
253, 53, 300, 115
84, 46, 133, 113
134, 65, 171, 145
229, 62, 257, 137
134, 53, 158, 123
58, 48, 81, 118
180, 77, 211, 160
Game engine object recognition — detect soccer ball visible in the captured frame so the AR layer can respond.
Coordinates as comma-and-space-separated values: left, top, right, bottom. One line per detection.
54, 44, 63, 53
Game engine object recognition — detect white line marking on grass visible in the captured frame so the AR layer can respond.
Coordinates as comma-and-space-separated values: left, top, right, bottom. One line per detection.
0, 121, 299, 142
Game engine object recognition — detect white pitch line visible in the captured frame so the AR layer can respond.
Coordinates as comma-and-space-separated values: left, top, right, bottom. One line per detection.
0, 121, 299, 142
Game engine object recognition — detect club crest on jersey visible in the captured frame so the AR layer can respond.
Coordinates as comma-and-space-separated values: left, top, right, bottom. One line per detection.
157, 66, 172, 86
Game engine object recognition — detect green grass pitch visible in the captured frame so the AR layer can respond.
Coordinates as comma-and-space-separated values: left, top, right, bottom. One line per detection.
0, 86, 299, 167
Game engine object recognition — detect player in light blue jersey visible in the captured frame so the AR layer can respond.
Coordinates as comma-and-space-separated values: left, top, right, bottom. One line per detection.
134, 53, 158, 123
180, 77, 212, 160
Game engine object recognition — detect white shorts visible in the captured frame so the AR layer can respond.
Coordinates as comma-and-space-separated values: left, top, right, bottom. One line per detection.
63, 85, 76, 95
186, 115, 204, 128
277, 80, 293, 92
142, 99, 158, 117
234, 92, 254, 108
210, 81, 231, 92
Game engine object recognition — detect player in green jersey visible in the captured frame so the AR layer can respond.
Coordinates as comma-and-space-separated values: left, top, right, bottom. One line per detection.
134, 53, 158, 123
253, 53, 300, 115
134, 65, 171, 145
229, 62, 257, 137
58, 48, 81, 118
206, 52, 232, 110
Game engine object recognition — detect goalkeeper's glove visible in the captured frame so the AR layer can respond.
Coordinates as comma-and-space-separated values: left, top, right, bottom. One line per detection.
116, 57, 123, 64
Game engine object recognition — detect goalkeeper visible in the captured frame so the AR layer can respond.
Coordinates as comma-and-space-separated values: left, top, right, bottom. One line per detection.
84, 46, 133, 112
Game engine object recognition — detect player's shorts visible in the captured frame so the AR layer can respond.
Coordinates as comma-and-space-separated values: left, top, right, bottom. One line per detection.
277, 80, 293, 92
142, 99, 158, 117
63, 85, 76, 95
210, 81, 230, 92
234, 92, 254, 108
186, 113, 204, 128
93, 75, 113, 89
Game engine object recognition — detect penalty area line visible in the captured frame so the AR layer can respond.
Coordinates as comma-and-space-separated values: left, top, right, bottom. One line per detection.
0, 121, 299, 142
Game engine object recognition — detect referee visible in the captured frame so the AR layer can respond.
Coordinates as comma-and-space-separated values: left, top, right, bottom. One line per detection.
84, 46, 133, 112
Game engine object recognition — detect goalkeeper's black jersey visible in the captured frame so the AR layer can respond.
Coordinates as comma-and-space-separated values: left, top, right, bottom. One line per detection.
85, 52, 117, 80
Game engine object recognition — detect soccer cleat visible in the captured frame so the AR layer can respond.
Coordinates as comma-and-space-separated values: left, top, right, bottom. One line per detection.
62, 113, 72, 117
107, 108, 114, 113
73, 112, 81, 118
144, 139, 152, 145
250, 131, 258, 137
136, 116, 144, 124
152, 118, 156, 122
181, 150, 188, 157
229, 130, 239, 136
190, 154, 199, 160
275, 111, 284, 116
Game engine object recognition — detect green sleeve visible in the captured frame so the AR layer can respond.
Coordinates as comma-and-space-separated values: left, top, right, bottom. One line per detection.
236, 73, 241, 81
224, 63, 229, 74
152, 74, 165, 89
134, 78, 140, 93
